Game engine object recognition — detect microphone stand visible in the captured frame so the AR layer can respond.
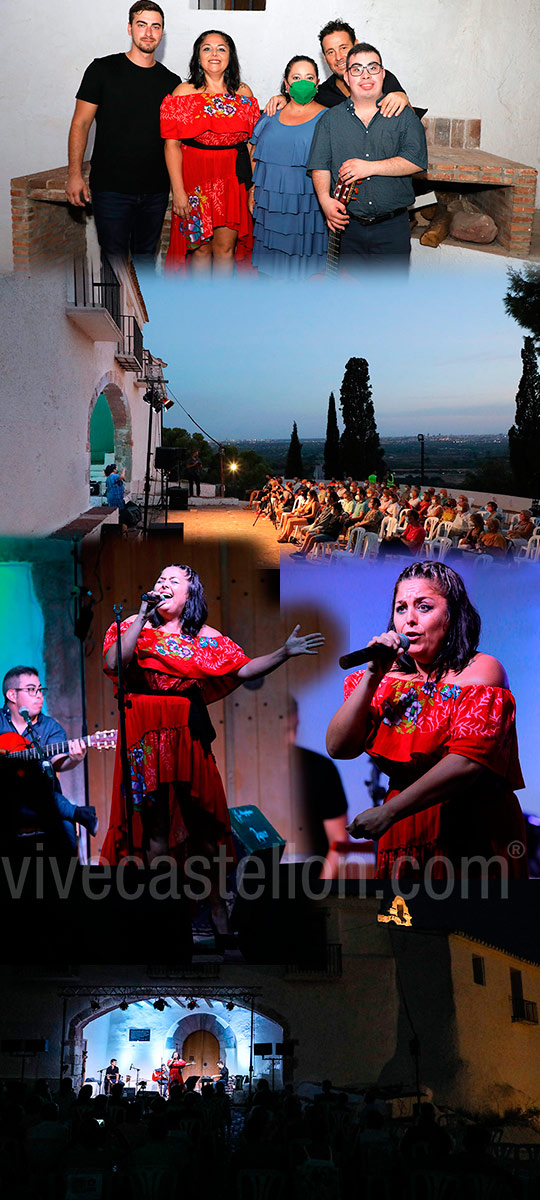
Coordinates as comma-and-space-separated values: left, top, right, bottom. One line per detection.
113, 604, 134, 859
71, 537, 92, 860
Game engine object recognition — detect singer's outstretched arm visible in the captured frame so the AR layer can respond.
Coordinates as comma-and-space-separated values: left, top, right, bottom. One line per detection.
327, 631, 404, 759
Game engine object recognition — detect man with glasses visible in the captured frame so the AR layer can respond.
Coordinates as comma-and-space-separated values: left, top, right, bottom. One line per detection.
0, 666, 98, 854
307, 43, 427, 267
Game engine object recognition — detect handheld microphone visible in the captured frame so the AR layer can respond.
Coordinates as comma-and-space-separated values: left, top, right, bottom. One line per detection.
141, 590, 167, 606
339, 633, 410, 670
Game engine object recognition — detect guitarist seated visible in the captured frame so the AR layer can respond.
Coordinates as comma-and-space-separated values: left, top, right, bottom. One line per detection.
307, 43, 428, 269
0, 665, 98, 854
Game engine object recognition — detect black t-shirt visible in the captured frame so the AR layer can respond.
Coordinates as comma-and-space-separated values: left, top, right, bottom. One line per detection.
316, 67, 404, 109
290, 746, 348, 859
76, 53, 181, 193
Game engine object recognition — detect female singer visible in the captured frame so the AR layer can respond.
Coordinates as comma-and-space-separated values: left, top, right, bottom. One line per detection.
102, 564, 323, 884
326, 561, 527, 880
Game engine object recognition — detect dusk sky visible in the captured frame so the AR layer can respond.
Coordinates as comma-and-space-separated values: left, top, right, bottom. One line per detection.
140, 263, 525, 441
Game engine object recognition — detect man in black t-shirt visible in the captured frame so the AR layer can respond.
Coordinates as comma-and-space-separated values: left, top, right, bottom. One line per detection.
66, 3, 181, 264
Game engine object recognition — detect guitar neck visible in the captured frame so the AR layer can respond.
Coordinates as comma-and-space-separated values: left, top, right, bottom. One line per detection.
9, 734, 92, 762
326, 229, 341, 278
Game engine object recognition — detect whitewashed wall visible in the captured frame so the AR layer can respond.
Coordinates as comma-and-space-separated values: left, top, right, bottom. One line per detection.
1, 0, 538, 270
0, 270, 157, 535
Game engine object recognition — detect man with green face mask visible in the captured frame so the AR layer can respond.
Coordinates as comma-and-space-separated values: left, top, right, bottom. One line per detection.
250, 55, 329, 277
307, 42, 428, 269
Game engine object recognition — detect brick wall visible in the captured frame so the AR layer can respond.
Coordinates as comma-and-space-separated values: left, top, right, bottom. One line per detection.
11, 164, 89, 272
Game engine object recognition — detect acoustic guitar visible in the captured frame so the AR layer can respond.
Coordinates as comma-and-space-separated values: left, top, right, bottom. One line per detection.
0, 729, 117, 760
326, 177, 360, 278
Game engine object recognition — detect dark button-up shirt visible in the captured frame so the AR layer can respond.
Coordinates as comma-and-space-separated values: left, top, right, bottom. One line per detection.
307, 100, 428, 218
0, 706, 67, 789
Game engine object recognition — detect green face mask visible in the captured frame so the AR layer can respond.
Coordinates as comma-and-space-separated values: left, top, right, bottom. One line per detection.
288, 80, 317, 104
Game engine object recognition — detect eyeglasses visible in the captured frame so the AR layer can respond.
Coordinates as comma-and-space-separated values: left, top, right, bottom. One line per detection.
13, 685, 47, 696
348, 62, 382, 76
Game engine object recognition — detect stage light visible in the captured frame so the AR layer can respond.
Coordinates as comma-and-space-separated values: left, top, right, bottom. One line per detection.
153, 998, 170, 1011
119, 999, 129, 1011
228, 461, 239, 473
225, 1001, 235, 1011
162, 396, 175, 411
90, 1000, 100, 1012
187, 999, 198, 1011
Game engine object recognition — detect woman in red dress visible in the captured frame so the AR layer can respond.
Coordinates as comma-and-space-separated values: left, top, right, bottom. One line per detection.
161, 31, 260, 271
102, 564, 323, 871
167, 1052, 187, 1092
326, 561, 528, 881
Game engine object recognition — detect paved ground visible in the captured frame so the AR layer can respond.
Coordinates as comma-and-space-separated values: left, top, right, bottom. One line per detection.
150, 502, 293, 568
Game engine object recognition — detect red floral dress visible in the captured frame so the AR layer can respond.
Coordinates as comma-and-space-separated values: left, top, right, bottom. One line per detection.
101, 618, 250, 864
160, 91, 260, 266
344, 671, 528, 879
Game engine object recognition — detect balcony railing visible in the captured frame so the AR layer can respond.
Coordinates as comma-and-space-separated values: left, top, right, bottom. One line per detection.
510, 996, 538, 1023
285, 944, 343, 979
71, 256, 121, 328
116, 314, 144, 371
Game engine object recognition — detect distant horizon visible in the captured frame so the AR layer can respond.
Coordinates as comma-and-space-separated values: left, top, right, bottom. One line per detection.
140, 267, 526, 440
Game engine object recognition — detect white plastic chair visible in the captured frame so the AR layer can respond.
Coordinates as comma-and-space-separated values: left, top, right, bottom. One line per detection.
379, 515, 397, 541
330, 527, 365, 562
361, 531, 380, 559
518, 535, 540, 562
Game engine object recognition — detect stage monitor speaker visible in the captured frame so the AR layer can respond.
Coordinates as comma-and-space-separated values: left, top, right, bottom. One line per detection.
168, 485, 189, 511
229, 806, 286, 861
276, 1041, 295, 1057
253, 1043, 273, 1057
124, 1086, 136, 1099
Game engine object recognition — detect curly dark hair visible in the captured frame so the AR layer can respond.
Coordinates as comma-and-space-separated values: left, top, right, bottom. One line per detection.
387, 561, 481, 682
188, 30, 241, 94
280, 55, 319, 99
318, 19, 356, 48
149, 565, 208, 638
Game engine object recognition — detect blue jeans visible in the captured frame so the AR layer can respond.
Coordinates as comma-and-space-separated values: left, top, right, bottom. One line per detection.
91, 190, 169, 265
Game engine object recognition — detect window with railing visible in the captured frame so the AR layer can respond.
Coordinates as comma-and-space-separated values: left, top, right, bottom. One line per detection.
510, 996, 539, 1023
71, 256, 121, 328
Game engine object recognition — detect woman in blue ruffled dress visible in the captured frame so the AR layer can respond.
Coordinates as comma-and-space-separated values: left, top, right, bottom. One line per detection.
249, 57, 328, 278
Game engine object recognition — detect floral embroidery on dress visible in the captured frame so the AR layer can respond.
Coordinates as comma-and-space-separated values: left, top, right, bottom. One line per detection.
440, 684, 462, 700
129, 739, 155, 808
198, 637, 218, 648
154, 636, 195, 660
201, 93, 238, 118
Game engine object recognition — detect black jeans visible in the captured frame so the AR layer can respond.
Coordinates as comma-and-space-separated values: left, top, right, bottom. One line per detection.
91, 190, 169, 265
340, 210, 411, 270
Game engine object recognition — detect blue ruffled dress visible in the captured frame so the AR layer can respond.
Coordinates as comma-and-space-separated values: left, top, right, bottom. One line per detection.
251, 110, 328, 278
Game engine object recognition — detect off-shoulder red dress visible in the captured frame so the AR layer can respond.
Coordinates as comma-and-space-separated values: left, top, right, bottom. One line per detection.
160, 91, 260, 266
344, 671, 528, 879
101, 618, 250, 864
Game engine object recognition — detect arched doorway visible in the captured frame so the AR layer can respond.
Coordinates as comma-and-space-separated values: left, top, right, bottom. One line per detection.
87, 374, 132, 502
182, 1030, 220, 1083
69, 993, 287, 1091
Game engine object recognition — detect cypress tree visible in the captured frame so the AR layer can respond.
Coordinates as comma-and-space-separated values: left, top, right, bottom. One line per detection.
508, 336, 540, 498
285, 421, 304, 477
324, 392, 341, 478
503, 265, 540, 344
339, 357, 385, 479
